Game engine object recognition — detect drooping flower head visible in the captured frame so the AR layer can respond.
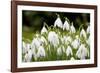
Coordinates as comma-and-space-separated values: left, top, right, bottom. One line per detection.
31, 37, 41, 50
41, 22, 48, 34
24, 49, 32, 62
22, 41, 26, 54
71, 38, 80, 49
37, 46, 46, 58
63, 17, 70, 31
76, 44, 88, 59
70, 22, 76, 33
22, 42, 31, 54
54, 14, 63, 29
40, 36, 47, 46
48, 31, 59, 48
57, 46, 65, 56
66, 46, 73, 56
80, 28, 87, 39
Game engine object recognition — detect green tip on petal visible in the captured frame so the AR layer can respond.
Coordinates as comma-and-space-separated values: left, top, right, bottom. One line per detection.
65, 17, 68, 20
71, 22, 73, 25
44, 22, 46, 26
65, 17, 70, 23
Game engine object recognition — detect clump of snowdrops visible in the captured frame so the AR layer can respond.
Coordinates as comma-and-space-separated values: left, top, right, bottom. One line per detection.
22, 14, 90, 62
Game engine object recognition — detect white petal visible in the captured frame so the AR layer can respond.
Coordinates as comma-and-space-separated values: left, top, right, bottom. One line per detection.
54, 15, 63, 28
40, 36, 47, 45
57, 46, 65, 56
63, 18, 70, 30
24, 49, 32, 62
80, 29, 87, 39
70, 23, 76, 33
37, 46, 46, 58
31, 38, 41, 49
23, 42, 31, 54
66, 46, 73, 56
41, 26, 48, 34
76, 44, 88, 59
71, 39, 80, 49
48, 31, 59, 47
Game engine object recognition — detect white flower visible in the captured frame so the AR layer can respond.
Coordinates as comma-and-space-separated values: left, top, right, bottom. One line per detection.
63, 17, 70, 31
71, 39, 80, 49
54, 14, 63, 28
41, 25, 48, 34
70, 23, 76, 33
24, 49, 32, 62
40, 36, 47, 45
80, 29, 87, 39
22, 42, 30, 54
76, 44, 88, 59
48, 31, 59, 47
87, 25, 90, 34
26, 43, 31, 50
70, 57, 75, 60
66, 46, 73, 56
37, 46, 46, 58
31, 37, 43, 60
57, 46, 65, 56
31, 38, 41, 49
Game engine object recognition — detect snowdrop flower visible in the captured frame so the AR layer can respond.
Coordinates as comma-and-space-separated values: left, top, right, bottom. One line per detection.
57, 46, 65, 56
70, 23, 76, 33
70, 57, 75, 60
76, 44, 88, 59
48, 31, 59, 47
66, 46, 73, 56
26, 43, 31, 50
40, 36, 47, 45
63, 17, 70, 31
71, 39, 80, 49
87, 25, 90, 34
41, 24, 48, 34
24, 49, 32, 62
54, 14, 63, 28
22, 42, 30, 54
37, 46, 46, 58
80, 29, 87, 39
31, 38, 41, 49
